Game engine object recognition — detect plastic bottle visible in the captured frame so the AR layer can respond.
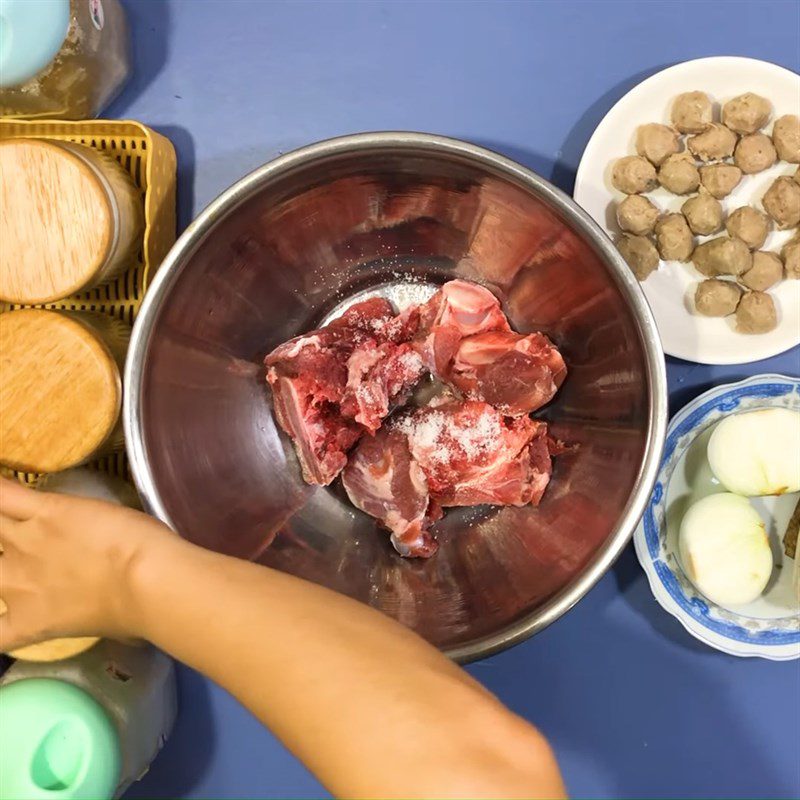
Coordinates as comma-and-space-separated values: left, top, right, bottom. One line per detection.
0, 641, 177, 799
0, 0, 131, 119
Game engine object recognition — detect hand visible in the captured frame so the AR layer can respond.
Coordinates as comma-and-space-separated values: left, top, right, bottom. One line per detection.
0, 478, 173, 652
1, 487, 567, 799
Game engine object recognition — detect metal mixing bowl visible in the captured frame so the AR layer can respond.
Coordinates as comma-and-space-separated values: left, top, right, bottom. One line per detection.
125, 133, 667, 661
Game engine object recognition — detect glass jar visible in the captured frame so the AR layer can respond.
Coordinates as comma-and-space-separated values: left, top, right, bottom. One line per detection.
0, 0, 131, 119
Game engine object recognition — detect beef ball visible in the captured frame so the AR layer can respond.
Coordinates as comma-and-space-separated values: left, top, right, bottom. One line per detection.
722, 93, 772, 134
682, 192, 724, 235
736, 291, 778, 334
794, 166, 800, 186
699, 163, 743, 198
655, 213, 694, 262
687, 123, 738, 162
658, 153, 700, 195
692, 236, 752, 277
617, 194, 660, 235
783, 238, 800, 279
617, 235, 659, 280
672, 91, 713, 134
772, 114, 800, 163
612, 156, 658, 194
763, 176, 800, 228
695, 279, 742, 316
636, 123, 681, 167
725, 206, 771, 250
740, 251, 783, 291
734, 133, 778, 174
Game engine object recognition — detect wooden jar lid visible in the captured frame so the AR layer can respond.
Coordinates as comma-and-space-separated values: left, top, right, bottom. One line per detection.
0, 310, 121, 473
0, 139, 114, 304
8, 637, 100, 662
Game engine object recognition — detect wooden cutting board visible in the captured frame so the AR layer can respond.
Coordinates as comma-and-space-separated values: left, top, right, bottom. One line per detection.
0, 138, 114, 304
0, 309, 121, 473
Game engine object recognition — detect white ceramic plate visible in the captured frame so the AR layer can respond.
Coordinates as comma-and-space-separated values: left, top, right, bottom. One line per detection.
574, 57, 800, 365
633, 374, 800, 660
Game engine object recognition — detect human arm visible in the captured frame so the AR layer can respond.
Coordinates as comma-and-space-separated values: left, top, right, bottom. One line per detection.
0, 478, 565, 800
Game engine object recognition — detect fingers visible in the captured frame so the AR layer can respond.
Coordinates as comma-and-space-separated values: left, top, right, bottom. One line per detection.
0, 478, 42, 521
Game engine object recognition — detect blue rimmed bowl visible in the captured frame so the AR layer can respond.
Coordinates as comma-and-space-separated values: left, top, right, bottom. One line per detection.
634, 374, 800, 661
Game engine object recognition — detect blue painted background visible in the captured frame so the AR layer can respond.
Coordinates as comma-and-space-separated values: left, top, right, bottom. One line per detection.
114, 1, 800, 797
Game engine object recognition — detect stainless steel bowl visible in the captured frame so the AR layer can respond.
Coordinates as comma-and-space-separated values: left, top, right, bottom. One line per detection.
125, 132, 667, 661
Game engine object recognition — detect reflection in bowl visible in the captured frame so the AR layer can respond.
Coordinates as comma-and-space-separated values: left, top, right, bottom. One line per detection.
126, 133, 667, 660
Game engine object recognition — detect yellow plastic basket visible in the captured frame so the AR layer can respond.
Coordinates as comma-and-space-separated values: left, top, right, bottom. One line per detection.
0, 119, 177, 485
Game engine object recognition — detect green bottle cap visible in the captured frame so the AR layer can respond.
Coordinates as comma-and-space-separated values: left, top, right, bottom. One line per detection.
0, 678, 121, 800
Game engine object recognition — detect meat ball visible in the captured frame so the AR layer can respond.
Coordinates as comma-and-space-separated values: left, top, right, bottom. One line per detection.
794, 166, 800, 186
672, 91, 713, 134
772, 115, 800, 163
692, 236, 752, 277
636, 123, 681, 167
722, 93, 772, 135
617, 235, 659, 281
736, 291, 778, 334
734, 132, 778, 174
725, 206, 771, 250
655, 213, 694, 262
695, 279, 742, 317
612, 156, 658, 194
617, 194, 659, 235
658, 153, 700, 195
699, 163, 742, 199
682, 192, 724, 235
783, 238, 800, 279
739, 251, 783, 291
687, 123, 738, 162
763, 176, 800, 228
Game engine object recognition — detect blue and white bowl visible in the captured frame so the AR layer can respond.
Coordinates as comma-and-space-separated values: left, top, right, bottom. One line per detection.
634, 374, 800, 661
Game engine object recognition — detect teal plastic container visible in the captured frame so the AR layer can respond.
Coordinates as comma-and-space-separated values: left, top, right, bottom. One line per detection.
0, 0, 71, 88
0, 678, 121, 800
1, 641, 176, 797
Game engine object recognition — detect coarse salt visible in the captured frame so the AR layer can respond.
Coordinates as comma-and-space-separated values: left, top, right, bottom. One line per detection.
397, 405, 502, 466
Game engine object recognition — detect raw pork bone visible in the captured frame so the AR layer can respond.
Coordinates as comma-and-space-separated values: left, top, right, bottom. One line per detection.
416, 280, 566, 416
341, 426, 442, 559
447, 330, 566, 416
416, 279, 510, 374
265, 298, 424, 485
402, 400, 554, 508
343, 399, 556, 558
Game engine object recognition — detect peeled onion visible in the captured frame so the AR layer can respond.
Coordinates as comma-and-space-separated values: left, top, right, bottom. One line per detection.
707, 408, 800, 496
679, 493, 773, 606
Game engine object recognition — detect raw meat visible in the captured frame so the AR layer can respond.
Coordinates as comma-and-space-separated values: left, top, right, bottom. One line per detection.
416, 279, 510, 373
447, 330, 567, 416
399, 400, 553, 508
266, 298, 423, 485
340, 339, 424, 433
344, 400, 556, 557
267, 372, 362, 486
416, 281, 566, 416
342, 426, 440, 558
265, 278, 567, 558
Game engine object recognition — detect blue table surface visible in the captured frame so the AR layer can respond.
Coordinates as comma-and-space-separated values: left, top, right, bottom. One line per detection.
115, 1, 800, 797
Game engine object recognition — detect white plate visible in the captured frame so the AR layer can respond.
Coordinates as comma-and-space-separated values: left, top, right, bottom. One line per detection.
633, 374, 800, 660
574, 56, 800, 365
